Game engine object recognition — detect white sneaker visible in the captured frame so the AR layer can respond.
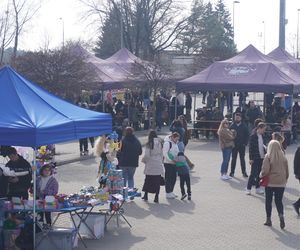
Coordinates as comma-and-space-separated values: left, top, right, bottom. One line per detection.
171, 193, 178, 198
166, 193, 175, 199
245, 189, 251, 195
256, 188, 264, 194
225, 174, 232, 180
221, 175, 231, 180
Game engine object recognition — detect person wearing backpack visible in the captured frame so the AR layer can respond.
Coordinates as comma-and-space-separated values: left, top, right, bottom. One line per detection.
163, 132, 180, 199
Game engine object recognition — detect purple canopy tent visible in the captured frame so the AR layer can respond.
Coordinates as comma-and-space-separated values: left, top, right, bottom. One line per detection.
104, 48, 151, 86
176, 45, 300, 94
268, 47, 300, 73
75, 46, 132, 91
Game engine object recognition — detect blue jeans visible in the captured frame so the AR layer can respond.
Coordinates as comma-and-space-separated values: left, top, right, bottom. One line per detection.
120, 167, 136, 188
221, 148, 232, 175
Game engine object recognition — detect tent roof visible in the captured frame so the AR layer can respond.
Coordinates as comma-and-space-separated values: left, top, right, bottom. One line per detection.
177, 62, 296, 93
268, 47, 300, 73
106, 48, 143, 64
0, 66, 112, 147
177, 44, 300, 93
71, 45, 131, 90
268, 47, 298, 62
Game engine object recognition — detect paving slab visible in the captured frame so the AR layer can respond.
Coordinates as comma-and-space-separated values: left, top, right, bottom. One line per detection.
54, 139, 300, 250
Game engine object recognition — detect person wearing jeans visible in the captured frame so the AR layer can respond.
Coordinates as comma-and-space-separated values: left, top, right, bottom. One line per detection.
221, 148, 232, 176
121, 167, 136, 188
217, 119, 236, 180
119, 127, 142, 189
163, 132, 180, 199
246, 122, 266, 195
230, 112, 249, 178
260, 140, 289, 229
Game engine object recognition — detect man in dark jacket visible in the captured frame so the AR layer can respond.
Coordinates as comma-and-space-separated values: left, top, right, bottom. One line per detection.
6, 147, 32, 200
293, 147, 300, 215
230, 113, 249, 178
119, 127, 142, 188
185, 93, 192, 122
246, 123, 266, 195
0, 168, 8, 198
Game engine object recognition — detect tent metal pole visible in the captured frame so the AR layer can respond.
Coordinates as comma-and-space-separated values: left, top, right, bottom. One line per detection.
193, 93, 197, 122
102, 90, 105, 112
175, 92, 178, 119
33, 148, 37, 249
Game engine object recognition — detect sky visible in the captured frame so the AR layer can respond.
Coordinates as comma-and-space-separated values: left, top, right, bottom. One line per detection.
13, 0, 300, 55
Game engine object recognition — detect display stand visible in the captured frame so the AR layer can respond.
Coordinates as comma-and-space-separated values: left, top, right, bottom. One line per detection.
105, 194, 132, 228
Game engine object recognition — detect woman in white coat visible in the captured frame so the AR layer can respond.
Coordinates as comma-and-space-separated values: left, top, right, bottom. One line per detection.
142, 130, 164, 203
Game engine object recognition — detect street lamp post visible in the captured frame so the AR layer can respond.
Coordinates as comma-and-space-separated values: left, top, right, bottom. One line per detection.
233, 0, 240, 43
59, 17, 65, 48
262, 21, 266, 53
297, 9, 300, 58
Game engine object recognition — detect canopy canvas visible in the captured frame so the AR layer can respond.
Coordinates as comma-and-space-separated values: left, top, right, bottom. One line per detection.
176, 45, 300, 94
268, 47, 300, 73
0, 66, 112, 147
0, 66, 112, 248
104, 48, 151, 87
73, 45, 131, 91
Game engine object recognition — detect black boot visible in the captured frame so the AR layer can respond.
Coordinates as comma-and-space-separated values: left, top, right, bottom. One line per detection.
142, 192, 148, 201
154, 193, 159, 203
264, 217, 272, 227
279, 214, 285, 229
292, 199, 300, 215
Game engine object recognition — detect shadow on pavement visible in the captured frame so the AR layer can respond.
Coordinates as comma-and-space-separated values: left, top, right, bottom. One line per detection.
77, 226, 146, 250
271, 227, 300, 249
123, 201, 152, 219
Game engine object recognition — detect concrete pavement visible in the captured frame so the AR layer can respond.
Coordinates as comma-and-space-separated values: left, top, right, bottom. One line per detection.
54, 138, 300, 250
54, 128, 170, 166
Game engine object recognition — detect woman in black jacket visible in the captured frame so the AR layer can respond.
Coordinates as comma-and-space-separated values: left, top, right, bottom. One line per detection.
293, 147, 300, 215
119, 127, 142, 188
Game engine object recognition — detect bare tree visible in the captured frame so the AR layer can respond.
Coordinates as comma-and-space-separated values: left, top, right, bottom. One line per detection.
14, 41, 98, 99
81, 0, 188, 60
0, 2, 14, 64
11, 0, 42, 62
133, 60, 172, 128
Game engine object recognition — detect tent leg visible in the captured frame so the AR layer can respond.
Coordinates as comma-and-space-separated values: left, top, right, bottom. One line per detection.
193, 93, 197, 122
33, 148, 37, 249
175, 92, 178, 119
102, 90, 105, 112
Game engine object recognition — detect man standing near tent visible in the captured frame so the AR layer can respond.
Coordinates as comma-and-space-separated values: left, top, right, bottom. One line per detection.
5, 147, 32, 200
229, 113, 249, 178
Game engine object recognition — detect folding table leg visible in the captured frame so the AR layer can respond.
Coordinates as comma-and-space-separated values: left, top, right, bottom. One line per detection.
70, 211, 87, 248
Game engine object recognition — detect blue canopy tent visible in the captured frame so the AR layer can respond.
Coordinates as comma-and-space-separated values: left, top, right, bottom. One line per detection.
0, 66, 112, 247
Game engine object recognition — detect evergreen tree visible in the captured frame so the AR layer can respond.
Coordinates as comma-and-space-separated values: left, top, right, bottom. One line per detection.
94, 5, 122, 59
198, 0, 236, 69
176, 0, 236, 70
175, 0, 206, 55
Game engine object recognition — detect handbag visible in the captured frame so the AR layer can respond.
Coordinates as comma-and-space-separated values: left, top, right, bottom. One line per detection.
160, 176, 165, 186
259, 176, 269, 187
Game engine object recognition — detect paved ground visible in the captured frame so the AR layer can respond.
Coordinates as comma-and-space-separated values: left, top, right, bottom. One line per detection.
54, 133, 300, 250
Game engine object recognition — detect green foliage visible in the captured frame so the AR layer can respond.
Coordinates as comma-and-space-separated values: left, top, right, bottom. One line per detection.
176, 0, 236, 70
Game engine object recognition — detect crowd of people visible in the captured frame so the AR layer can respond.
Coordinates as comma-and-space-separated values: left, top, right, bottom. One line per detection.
1, 90, 299, 233
216, 114, 300, 228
